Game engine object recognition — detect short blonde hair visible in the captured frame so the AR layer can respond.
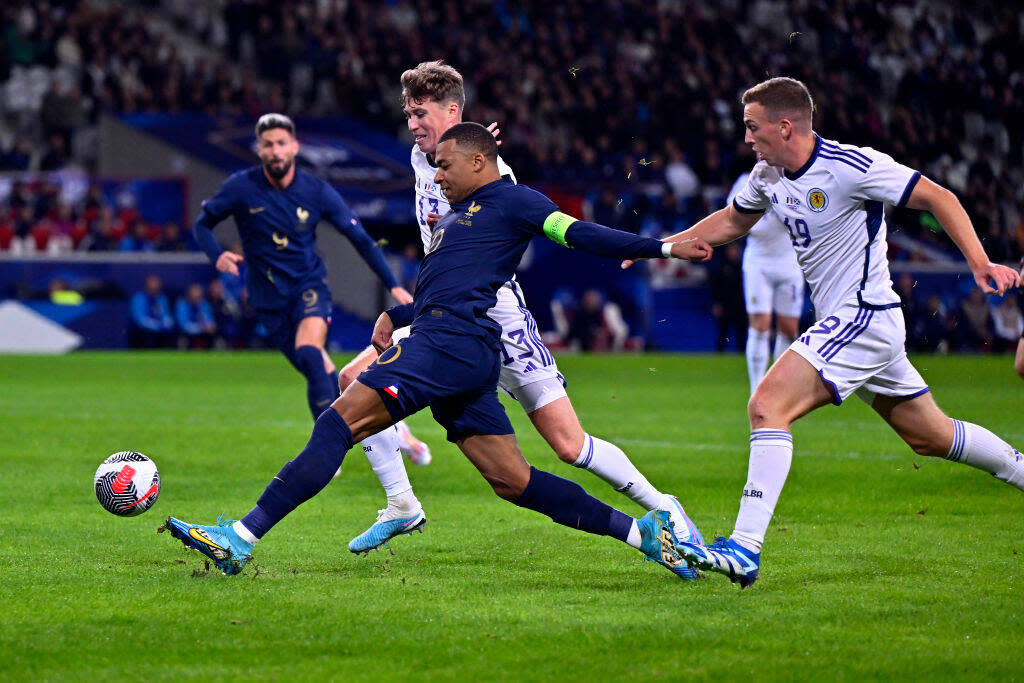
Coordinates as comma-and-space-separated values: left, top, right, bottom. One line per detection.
741, 77, 814, 126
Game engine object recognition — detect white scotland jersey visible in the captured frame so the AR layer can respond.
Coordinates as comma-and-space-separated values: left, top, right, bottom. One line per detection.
400, 145, 566, 411
728, 173, 805, 317
732, 134, 919, 318
732, 134, 926, 404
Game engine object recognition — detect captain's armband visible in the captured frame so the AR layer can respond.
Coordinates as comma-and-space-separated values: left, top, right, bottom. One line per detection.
542, 211, 578, 247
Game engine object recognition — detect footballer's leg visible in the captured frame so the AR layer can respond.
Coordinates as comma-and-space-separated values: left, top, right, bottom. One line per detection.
293, 315, 339, 418
456, 431, 695, 580
872, 391, 1024, 490
339, 343, 428, 552
679, 350, 831, 587
167, 381, 393, 574
746, 312, 772, 395
770, 272, 804, 368
524, 389, 701, 546
341, 342, 432, 465
773, 313, 800, 365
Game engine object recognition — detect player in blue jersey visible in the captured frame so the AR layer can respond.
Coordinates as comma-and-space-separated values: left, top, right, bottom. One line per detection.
165, 123, 713, 579
344, 60, 704, 556
191, 114, 413, 420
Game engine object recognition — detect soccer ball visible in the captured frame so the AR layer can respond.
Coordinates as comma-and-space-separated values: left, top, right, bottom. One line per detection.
94, 451, 161, 516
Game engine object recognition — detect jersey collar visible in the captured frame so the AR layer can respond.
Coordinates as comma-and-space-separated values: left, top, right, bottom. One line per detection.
450, 177, 510, 209
784, 133, 821, 181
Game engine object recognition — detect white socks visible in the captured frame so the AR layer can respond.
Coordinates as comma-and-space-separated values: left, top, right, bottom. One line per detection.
732, 429, 793, 553
233, 520, 259, 545
773, 332, 794, 364
625, 520, 642, 549
746, 327, 770, 394
363, 426, 414, 498
573, 434, 663, 511
948, 419, 1024, 490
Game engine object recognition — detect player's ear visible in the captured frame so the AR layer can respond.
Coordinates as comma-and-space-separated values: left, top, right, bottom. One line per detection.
779, 118, 792, 140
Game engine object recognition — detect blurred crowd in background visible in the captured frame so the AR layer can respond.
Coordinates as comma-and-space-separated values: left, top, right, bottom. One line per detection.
0, 178, 193, 253
1, 0, 1022, 352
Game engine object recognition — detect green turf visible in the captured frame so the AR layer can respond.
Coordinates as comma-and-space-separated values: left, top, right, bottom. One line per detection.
1, 351, 1022, 680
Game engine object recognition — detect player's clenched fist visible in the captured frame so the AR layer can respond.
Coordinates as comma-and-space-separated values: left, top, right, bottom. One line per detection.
670, 238, 713, 263
215, 250, 244, 276
371, 312, 396, 355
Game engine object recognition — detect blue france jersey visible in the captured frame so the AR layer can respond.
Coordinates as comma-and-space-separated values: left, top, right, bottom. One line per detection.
193, 166, 397, 310
413, 178, 557, 340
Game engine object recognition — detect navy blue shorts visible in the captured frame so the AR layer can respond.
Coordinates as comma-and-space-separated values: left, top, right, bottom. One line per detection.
256, 280, 333, 350
358, 323, 513, 443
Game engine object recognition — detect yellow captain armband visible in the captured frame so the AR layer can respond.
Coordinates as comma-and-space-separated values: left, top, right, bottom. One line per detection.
542, 211, 578, 247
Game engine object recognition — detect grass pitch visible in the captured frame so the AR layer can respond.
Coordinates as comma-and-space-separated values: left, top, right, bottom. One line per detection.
1, 351, 1022, 680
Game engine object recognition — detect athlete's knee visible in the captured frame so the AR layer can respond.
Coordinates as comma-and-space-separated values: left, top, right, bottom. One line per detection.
550, 432, 584, 464
905, 434, 948, 458
749, 313, 771, 333
747, 389, 776, 428
337, 366, 361, 391
1015, 355, 1024, 379
294, 344, 323, 374
898, 418, 953, 458
482, 468, 529, 500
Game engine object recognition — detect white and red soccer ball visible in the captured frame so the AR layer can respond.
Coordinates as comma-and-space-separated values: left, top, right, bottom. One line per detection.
94, 451, 161, 516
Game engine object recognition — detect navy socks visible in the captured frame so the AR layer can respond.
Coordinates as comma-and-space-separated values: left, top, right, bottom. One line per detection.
513, 466, 633, 542
240, 408, 353, 539
294, 344, 339, 418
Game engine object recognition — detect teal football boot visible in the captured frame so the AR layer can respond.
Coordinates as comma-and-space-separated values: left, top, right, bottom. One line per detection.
636, 510, 698, 581
165, 516, 253, 575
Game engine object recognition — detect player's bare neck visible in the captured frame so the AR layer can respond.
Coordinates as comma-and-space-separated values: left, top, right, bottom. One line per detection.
783, 133, 817, 175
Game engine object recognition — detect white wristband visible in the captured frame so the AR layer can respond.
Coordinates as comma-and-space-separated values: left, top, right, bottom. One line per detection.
661, 241, 674, 257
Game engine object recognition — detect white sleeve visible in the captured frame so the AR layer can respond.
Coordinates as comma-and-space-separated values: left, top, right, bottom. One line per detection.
850, 148, 921, 207
732, 165, 770, 214
496, 155, 517, 185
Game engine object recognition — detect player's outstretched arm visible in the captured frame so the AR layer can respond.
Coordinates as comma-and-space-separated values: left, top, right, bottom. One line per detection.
621, 205, 757, 269
322, 184, 403, 292
906, 176, 1021, 295
542, 212, 712, 262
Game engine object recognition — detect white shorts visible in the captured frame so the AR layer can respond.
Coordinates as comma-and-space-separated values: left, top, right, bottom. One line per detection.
790, 300, 928, 405
743, 263, 805, 317
391, 281, 566, 414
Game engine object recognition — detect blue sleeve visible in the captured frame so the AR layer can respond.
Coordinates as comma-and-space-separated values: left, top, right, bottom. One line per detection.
192, 178, 238, 263
130, 293, 155, 330
564, 221, 665, 259
508, 185, 560, 235
321, 182, 400, 289
175, 300, 197, 333
158, 296, 174, 329
385, 302, 415, 328
199, 301, 215, 327
509, 184, 664, 259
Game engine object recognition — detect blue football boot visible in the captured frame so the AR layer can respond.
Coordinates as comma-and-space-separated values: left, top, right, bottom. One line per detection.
637, 510, 698, 581
165, 516, 253, 575
677, 536, 760, 588
348, 507, 426, 554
